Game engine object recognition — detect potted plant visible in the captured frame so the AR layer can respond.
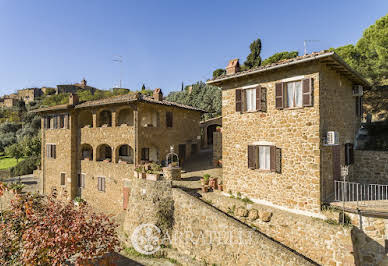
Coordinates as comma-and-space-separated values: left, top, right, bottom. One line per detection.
209, 176, 218, 190
218, 180, 224, 191
134, 167, 141, 179
201, 185, 208, 193
146, 163, 162, 181
201, 174, 210, 186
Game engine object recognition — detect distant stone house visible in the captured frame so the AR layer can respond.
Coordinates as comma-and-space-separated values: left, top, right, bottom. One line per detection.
32, 89, 203, 214
17, 88, 43, 103
0, 97, 20, 108
56, 79, 96, 95
207, 51, 370, 216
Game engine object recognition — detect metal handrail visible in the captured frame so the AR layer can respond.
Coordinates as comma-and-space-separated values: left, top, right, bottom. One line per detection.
334, 181, 388, 203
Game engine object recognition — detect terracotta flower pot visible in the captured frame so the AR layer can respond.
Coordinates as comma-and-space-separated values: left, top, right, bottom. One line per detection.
209, 178, 218, 190
218, 184, 223, 191
201, 185, 208, 193
146, 173, 160, 181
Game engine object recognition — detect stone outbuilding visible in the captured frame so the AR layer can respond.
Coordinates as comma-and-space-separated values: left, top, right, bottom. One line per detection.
32, 89, 204, 214
207, 50, 370, 216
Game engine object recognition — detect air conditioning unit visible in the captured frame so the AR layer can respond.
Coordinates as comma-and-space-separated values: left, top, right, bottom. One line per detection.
327, 131, 339, 145
353, 85, 363, 97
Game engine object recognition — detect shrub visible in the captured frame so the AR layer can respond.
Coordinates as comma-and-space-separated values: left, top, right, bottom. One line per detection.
10, 156, 39, 177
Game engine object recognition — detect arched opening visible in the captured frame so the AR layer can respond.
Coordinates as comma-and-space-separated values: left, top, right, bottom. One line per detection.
116, 144, 133, 164
81, 144, 93, 160
96, 144, 112, 162
79, 110, 93, 128
117, 108, 134, 126
98, 110, 112, 127
207, 124, 221, 145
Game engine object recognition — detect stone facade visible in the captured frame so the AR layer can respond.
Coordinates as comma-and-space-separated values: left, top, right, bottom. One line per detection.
36, 92, 202, 215
351, 150, 388, 184
0, 98, 20, 108
208, 52, 367, 215
17, 88, 42, 103
212, 131, 222, 166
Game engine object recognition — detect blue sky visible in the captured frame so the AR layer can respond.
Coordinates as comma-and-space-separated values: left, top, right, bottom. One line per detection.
0, 1, 387, 96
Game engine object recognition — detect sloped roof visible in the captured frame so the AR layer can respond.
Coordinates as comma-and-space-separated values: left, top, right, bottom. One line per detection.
207, 50, 370, 87
32, 93, 205, 113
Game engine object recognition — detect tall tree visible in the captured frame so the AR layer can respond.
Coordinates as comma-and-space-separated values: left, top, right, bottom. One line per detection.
244, 38, 262, 69
141, 84, 146, 91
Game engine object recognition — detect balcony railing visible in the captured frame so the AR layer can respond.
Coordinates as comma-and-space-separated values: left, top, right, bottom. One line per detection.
334, 180, 388, 203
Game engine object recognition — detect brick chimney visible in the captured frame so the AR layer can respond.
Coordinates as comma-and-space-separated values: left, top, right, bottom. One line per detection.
69, 93, 79, 105
226, 59, 240, 75
153, 88, 163, 101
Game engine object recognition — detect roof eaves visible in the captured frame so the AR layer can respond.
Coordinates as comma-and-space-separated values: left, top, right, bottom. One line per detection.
207, 51, 335, 85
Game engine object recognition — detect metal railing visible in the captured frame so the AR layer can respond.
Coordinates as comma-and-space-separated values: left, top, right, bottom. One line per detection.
334, 180, 388, 202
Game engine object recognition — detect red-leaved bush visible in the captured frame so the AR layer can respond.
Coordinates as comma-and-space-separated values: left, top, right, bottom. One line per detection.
0, 184, 120, 265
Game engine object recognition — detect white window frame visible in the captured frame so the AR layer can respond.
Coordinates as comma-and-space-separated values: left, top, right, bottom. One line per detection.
258, 146, 270, 170
245, 88, 256, 112
285, 80, 303, 108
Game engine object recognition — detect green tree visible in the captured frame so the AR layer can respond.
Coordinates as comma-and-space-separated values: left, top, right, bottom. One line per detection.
5, 143, 23, 163
166, 82, 221, 120
244, 38, 262, 69
262, 51, 299, 66
213, 68, 226, 79
356, 14, 388, 85
141, 84, 146, 91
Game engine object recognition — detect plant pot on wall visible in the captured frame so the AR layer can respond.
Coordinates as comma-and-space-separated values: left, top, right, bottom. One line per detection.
146, 173, 160, 181
209, 177, 218, 190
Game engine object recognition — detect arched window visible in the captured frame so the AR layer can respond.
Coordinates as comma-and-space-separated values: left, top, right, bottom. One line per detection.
79, 110, 93, 128
81, 144, 93, 160
117, 108, 134, 126
96, 144, 112, 162
98, 110, 112, 127
116, 144, 133, 164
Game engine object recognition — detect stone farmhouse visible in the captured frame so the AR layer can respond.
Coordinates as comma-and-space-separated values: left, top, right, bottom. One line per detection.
0, 97, 21, 108
17, 87, 43, 103
56, 78, 96, 95
207, 50, 370, 216
33, 89, 203, 214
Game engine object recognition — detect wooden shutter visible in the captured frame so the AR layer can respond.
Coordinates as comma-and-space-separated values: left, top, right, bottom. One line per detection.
270, 146, 276, 172
235, 89, 242, 112
345, 143, 354, 166
102, 178, 106, 192
52, 145, 56, 159
275, 83, 284, 109
46, 144, 50, 158
166, 112, 173, 128
275, 147, 282, 173
248, 145, 256, 169
81, 174, 85, 188
44, 117, 48, 129
98, 177, 101, 191
60, 173, 65, 186
255, 86, 261, 111
260, 87, 267, 112
302, 78, 313, 107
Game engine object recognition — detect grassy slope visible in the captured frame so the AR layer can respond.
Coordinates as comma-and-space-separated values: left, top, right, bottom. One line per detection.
0, 156, 24, 170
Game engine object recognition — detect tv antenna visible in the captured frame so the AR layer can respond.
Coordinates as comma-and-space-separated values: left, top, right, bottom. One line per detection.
112, 55, 123, 88
304, 40, 320, 55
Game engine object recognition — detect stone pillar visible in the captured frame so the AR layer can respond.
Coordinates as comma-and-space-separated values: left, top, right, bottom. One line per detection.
92, 111, 97, 128
112, 111, 117, 127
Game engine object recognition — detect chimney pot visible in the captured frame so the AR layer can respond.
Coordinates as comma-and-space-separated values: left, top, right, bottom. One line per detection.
153, 88, 163, 101
226, 59, 240, 75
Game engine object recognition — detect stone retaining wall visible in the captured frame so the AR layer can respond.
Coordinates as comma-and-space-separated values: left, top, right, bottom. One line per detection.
352, 150, 388, 184
123, 179, 316, 265
212, 131, 222, 166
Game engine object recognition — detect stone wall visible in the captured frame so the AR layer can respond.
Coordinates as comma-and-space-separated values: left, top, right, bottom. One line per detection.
319, 64, 361, 201
352, 150, 388, 184
212, 131, 222, 165
123, 179, 316, 265
220, 63, 322, 214
201, 192, 355, 265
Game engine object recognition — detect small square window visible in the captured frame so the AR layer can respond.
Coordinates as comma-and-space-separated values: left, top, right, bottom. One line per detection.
60, 173, 66, 186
